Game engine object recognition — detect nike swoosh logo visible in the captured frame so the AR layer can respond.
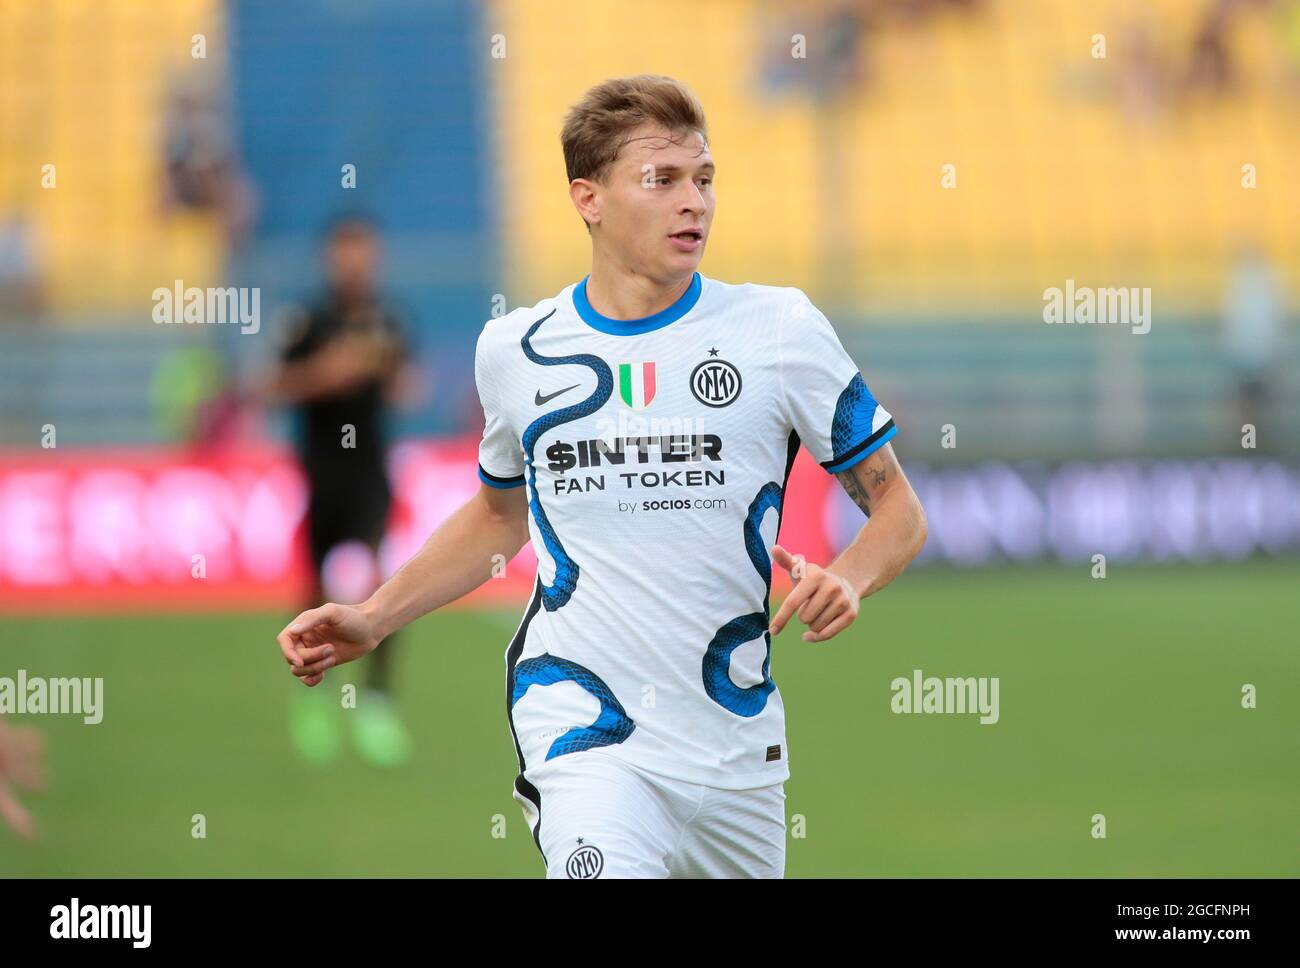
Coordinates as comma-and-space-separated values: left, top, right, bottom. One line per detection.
535, 384, 580, 405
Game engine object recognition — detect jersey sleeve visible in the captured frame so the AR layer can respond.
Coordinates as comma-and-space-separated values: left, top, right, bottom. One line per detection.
474, 326, 526, 489
779, 289, 897, 474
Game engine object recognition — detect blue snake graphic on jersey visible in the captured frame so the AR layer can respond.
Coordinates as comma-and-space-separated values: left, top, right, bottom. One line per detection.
519, 308, 613, 612
512, 653, 636, 760
701, 481, 782, 717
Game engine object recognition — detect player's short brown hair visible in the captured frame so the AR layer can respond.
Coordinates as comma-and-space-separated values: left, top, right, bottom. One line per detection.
561, 75, 708, 184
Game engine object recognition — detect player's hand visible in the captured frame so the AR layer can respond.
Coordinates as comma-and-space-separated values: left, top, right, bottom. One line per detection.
330, 331, 394, 377
768, 544, 860, 643
276, 603, 381, 687
0, 721, 48, 840
309, 335, 385, 396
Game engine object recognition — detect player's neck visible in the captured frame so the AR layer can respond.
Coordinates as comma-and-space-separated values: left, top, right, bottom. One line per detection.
584, 258, 693, 321
330, 284, 375, 310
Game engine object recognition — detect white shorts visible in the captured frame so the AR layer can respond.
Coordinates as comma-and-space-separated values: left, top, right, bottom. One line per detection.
512, 750, 786, 879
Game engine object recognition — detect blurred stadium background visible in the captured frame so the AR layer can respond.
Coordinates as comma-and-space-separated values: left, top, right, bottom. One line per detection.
1, 0, 1296, 876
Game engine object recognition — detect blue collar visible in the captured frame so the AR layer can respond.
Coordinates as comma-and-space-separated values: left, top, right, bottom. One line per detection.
573, 272, 702, 335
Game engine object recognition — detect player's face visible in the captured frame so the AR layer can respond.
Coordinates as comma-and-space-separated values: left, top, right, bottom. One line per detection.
326, 229, 380, 296
596, 124, 715, 282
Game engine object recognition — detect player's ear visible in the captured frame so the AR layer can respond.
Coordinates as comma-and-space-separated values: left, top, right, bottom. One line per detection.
569, 178, 600, 229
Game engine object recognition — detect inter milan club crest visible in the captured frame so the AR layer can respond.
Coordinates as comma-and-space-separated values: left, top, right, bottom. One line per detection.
617, 361, 657, 410
689, 349, 742, 408
566, 839, 604, 879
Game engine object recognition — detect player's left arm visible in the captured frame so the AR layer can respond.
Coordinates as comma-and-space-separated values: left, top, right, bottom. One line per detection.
769, 442, 926, 643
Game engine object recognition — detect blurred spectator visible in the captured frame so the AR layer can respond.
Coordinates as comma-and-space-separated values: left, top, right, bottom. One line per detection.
1221, 240, 1286, 446
160, 71, 256, 243
1120, 14, 1171, 122
149, 346, 252, 453
760, 0, 870, 101
1184, 0, 1254, 95
0, 213, 46, 318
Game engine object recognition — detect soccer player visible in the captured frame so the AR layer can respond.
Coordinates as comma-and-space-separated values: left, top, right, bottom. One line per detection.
269, 215, 416, 767
276, 76, 927, 878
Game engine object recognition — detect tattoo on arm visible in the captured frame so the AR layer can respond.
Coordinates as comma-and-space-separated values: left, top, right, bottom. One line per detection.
836, 465, 873, 516
835, 446, 898, 517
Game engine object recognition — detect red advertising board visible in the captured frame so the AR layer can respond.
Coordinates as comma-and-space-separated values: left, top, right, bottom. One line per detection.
0, 438, 833, 613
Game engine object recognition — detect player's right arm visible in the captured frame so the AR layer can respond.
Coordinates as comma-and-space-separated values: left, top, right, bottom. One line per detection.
276, 481, 530, 686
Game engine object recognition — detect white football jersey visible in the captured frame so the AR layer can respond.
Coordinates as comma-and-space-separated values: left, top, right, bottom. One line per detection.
474, 272, 896, 805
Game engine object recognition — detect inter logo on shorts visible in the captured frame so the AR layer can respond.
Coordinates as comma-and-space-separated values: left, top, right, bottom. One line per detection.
566, 842, 604, 879
617, 361, 656, 410
690, 357, 742, 408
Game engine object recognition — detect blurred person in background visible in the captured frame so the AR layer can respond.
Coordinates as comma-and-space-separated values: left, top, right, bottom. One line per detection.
160, 70, 256, 244
1221, 239, 1286, 449
0, 213, 46, 319
0, 720, 47, 841
1119, 13, 1171, 122
149, 346, 252, 454
266, 215, 418, 767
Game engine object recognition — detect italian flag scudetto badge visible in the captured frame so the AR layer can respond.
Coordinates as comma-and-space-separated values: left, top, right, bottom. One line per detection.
618, 361, 657, 410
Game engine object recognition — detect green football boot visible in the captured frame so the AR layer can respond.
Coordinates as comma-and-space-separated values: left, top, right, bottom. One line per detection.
351, 690, 412, 767
289, 683, 343, 765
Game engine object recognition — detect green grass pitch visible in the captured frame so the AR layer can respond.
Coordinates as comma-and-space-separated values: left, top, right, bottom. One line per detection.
2, 561, 1295, 877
